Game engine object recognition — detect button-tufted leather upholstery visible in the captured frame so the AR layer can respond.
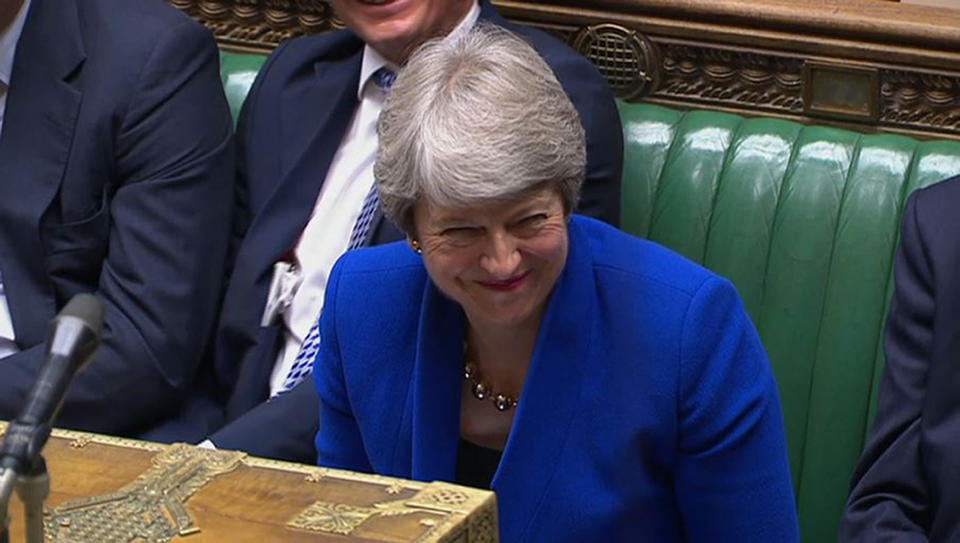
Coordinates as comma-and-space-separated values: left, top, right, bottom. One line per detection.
219, 51, 960, 542
219, 52, 266, 124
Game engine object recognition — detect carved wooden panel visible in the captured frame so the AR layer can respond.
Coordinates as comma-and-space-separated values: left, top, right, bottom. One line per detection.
880, 70, 960, 134
169, 0, 960, 140
168, 0, 340, 52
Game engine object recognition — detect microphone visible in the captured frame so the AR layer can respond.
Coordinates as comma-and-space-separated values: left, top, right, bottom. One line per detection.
0, 293, 104, 475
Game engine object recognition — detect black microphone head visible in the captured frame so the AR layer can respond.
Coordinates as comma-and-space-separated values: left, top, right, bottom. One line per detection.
58, 293, 104, 336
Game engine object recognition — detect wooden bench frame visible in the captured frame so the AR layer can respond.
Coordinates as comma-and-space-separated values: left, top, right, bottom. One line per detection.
169, 0, 960, 139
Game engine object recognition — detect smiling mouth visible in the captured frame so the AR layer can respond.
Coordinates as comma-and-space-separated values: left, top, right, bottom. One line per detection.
358, 0, 393, 4
476, 271, 531, 292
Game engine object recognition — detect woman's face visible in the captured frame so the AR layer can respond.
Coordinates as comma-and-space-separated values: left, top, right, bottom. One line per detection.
412, 186, 569, 331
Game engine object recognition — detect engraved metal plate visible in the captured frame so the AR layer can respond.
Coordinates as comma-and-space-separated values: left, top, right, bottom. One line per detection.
288, 482, 497, 542
44, 444, 245, 542
804, 61, 879, 121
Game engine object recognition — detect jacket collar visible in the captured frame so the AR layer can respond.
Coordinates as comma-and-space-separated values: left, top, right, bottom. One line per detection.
242, 36, 364, 291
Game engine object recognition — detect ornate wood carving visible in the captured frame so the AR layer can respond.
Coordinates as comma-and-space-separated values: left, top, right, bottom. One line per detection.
168, 0, 960, 139
167, 0, 339, 52
654, 42, 804, 114
880, 70, 960, 134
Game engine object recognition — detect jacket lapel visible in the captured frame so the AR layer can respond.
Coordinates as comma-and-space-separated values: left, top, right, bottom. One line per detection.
221, 44, 362, 401
232, 47, 363, 331
0, 0, 84, 346
410, 282, 466, 481
492, 219, 596, 539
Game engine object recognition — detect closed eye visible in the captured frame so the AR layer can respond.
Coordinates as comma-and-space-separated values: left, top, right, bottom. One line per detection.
515, 214, 548, 227
441, 226, 480, 237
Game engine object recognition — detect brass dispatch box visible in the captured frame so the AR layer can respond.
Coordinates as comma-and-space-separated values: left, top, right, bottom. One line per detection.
0, 421, 497, 542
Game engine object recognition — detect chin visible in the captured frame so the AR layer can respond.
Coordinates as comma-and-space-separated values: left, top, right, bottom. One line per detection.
365, 23, 421, 57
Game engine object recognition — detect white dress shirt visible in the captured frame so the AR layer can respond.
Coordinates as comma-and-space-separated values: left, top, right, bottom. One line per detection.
0, 0, 32, 360
268, 2, 481, 395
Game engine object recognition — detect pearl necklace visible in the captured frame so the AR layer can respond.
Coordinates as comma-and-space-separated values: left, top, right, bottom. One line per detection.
463, 360, 520, 412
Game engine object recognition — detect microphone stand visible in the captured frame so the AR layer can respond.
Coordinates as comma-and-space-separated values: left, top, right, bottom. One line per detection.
0, 294, 103, 543
0, 466, 17, 543
0, 455, 50, 543
16, 457, 48, 543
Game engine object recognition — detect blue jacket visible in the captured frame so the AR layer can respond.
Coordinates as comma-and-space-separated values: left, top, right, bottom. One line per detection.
315, 216, 799, 541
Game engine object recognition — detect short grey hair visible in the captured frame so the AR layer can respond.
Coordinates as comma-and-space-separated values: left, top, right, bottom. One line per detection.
375, 23, 586, 235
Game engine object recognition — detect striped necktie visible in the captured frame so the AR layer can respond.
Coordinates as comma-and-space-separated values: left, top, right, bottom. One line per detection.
278, 67, 397, 393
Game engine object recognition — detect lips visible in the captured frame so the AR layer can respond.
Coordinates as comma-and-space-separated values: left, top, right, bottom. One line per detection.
357, 0, 394, 5
475, 271, 531, 292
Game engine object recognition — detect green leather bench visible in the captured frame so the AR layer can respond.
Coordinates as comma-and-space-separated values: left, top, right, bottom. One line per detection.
218, 50, 960, 542
620, 104, 960, 541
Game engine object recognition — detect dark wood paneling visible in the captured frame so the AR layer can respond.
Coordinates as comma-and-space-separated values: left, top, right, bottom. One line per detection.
170, 0, 960, 139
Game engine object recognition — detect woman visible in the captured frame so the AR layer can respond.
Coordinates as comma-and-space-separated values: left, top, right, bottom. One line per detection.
313, 25, 799, 541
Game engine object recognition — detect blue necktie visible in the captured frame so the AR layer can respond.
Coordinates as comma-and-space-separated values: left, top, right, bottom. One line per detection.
278, 67, 396, 393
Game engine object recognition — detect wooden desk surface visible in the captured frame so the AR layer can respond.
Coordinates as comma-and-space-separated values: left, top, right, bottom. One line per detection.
0, 422, 497, 542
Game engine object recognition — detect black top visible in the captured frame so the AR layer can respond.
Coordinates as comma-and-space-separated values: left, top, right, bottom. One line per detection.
455, 438, 503, 489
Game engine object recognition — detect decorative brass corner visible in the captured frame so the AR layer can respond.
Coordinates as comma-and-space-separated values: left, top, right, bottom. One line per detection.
303, 468, 328, 483
69, 435, 93, 449
287, 481, 496, 541
288, 498, 425, 535
45, 444, 246, 542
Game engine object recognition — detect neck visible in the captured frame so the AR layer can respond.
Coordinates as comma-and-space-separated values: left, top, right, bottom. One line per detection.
0, 0, 25, 34
464, 307, 544, 394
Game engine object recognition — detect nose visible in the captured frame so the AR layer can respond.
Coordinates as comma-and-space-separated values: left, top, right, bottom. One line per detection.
479, 231, 521, 279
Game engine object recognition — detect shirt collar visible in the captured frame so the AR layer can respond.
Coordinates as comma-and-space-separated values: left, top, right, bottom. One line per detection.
357, 1, 481, 101
0, 0, 31, 88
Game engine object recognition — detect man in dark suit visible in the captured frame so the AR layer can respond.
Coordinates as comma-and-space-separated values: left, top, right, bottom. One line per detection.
0, 0, 233, 439
207, 0, 623, 462
841, 174, 960, 541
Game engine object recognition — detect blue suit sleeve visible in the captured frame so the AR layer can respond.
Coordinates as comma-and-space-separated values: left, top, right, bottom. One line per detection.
0, 19, 233, 434
840, 193, 932, 541
314, 256, 374, 472
210, 380, 320, 464
674, 276, 799, 541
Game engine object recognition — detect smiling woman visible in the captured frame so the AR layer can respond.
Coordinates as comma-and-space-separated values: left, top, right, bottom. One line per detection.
313, 24, 800, 542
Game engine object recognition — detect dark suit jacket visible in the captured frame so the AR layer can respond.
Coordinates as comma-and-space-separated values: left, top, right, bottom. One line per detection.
210, 1, 623, 462
841, 175, 960, 542
0, 0, 233, 439
315, 216, 798, 541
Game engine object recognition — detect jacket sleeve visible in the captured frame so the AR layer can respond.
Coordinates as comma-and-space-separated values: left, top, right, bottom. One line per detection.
0, 20, 234, 435
210, 380, 320, 464
674, 276, 799, 542
314, 256, 374, 472
840, 192, 933, 541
